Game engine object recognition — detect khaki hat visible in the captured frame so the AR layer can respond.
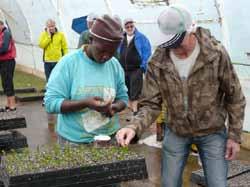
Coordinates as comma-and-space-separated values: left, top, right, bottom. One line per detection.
90, 14, 123, 43
157, 4, 192, 48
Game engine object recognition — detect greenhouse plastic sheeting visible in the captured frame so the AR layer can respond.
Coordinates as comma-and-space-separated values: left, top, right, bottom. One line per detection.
0, 0, 249, 131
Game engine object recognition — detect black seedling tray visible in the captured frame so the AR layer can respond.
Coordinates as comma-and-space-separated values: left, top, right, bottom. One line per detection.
0, 112, 26, 131
0, 157, 147, 187
0, 131, 27, 151
0, 87, 36, 95
0, 145, 148, 187
15, 95, 44, 102
190, 160, 250, 186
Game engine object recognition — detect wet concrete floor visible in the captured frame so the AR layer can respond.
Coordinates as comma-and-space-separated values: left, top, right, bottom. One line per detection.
1, 97, 250, 187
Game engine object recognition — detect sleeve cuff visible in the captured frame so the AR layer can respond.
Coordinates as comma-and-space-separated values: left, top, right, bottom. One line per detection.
228, 131, 242, 144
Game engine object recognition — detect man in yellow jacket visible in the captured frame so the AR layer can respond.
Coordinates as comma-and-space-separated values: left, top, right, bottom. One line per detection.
39, 19, 68, 132
39, 19, 68, 81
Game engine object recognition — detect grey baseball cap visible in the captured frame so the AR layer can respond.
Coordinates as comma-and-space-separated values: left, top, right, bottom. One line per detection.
156, 4, 192, 48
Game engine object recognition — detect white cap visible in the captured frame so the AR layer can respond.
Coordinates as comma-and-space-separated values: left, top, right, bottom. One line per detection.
87, 13, 98, 22
123, 18, 134, 26
156, 4, 192, 48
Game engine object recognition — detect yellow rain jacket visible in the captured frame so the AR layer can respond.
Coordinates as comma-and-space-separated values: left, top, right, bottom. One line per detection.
39, 30, 68, 62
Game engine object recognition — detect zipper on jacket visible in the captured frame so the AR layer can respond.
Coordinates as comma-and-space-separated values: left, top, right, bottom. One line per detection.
168, 59, 189, 112
181, 78, 189, 112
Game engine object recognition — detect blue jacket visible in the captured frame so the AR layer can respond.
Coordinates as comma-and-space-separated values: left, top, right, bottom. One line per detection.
119, 29, 151, 72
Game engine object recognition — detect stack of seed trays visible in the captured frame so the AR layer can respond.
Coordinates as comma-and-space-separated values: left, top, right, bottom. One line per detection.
0, 111, 26, 131
0, 144, 148, 187
0, 131, 27, 151
0, 111, 27, 151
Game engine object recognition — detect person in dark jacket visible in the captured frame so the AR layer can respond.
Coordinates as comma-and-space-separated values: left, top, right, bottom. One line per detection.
118, 18, 151, 115
0, 20, 17, 112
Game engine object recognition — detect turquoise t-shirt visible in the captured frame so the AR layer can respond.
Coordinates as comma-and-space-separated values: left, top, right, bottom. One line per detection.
44, 49, 128, 143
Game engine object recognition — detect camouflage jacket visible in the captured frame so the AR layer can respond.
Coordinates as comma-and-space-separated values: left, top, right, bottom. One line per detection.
126, 27, 246, 143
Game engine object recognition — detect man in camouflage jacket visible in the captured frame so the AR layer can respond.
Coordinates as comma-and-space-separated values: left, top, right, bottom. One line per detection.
116, 5, 245, 187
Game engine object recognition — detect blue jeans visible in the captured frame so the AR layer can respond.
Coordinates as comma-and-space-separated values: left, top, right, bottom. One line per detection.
161, 126, 228, 187
44, 62, 57, 81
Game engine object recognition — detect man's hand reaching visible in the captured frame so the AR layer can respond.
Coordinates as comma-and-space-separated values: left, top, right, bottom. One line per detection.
116, 128, 136, 147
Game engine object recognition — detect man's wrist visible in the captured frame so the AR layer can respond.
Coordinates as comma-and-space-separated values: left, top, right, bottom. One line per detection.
228, 133, 242, 144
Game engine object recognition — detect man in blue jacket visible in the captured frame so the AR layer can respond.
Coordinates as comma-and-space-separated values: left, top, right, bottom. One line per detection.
119, 18, 151, 115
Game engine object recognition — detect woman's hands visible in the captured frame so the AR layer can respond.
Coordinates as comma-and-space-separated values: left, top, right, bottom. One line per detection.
86, 97, 126, 117
86, 97, 113, 117
61, 96, 126, 117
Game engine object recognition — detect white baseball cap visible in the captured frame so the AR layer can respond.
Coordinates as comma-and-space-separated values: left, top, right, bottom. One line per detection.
156, 4, 192, 48
87, 13, 98, 22
123, 18, 134, 26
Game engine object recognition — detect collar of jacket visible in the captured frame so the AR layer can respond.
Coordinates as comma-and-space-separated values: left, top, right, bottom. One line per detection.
123, 28, 139, 38
44, 27, 58, 33
151, 27, 220, 73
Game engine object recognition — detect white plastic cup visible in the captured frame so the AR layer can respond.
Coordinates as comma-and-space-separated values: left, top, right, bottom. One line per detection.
93, 135, 111, 147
